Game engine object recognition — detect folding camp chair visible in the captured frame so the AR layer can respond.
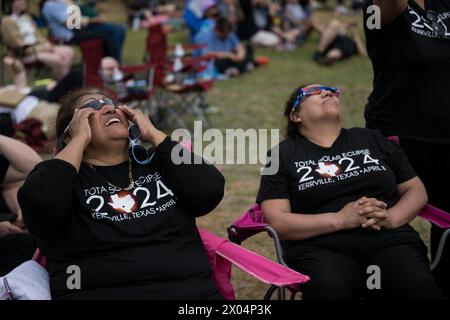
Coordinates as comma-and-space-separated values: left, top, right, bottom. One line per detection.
145, 23, 214, 133
227, 203, 294, 300
101, 62, 160, 120
79, 38, 161, 121
80, 38, 104, 88
228, 200, 450, 299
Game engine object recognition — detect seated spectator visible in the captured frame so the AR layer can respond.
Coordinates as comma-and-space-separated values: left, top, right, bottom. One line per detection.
257, 84, 442, 300
195, 17, 254, 77
0, 134, 41, 276
313, 20, 366, 65
277, 0, 323, 49
1, 0, 74, 80
41, 0, 126, 62
18, 88, 225, 299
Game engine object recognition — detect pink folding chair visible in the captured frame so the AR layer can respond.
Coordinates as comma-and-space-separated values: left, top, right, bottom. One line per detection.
228, 201, 450, 299
227, 203, 293, 299
419, 204, 450, 271
199, 229, 309, 300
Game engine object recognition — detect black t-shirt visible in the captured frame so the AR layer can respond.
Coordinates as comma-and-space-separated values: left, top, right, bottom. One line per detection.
257, 128, 417, 257
18, 137, 225, 299
364, 0, 450, 143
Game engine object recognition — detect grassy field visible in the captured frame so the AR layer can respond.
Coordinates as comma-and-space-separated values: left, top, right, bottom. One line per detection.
9, 0, 431, 299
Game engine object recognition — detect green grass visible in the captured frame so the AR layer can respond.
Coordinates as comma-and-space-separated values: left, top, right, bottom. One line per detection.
5, 1, 431, 299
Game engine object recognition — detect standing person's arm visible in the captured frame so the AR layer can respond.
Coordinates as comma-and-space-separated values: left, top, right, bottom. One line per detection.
0, 135, 42, 185
372, 0, 408, 26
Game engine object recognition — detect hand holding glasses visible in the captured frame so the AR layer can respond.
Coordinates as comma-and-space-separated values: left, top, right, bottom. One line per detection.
128, 124, 155, 165
58, 99, 155, 165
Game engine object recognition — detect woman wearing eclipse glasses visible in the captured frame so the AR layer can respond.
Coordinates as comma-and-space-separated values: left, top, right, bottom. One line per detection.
256, 84, 442, 299
18, 88, 225, 300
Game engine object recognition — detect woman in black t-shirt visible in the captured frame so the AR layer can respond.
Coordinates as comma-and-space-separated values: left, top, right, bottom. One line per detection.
18, 88, 225, 300
363, 0, 450, 296
257, 84, 441, 299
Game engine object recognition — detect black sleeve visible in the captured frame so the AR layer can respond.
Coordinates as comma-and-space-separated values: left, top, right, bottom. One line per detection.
0, 155, 9, 184
371, 130, 417, 184
154, 137, 225, 217
18, 159, 78, 238
256, 144, 291, 203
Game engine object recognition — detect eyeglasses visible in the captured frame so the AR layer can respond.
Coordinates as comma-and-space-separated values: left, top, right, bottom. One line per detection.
57, 98, 117, 150
128, 125, 154, 165
291, 86, 340, 112
80, 98, 116, 110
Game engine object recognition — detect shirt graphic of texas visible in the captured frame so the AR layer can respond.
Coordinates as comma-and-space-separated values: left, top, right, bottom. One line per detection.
315, 162, 340, 177
108, 193, 138, 214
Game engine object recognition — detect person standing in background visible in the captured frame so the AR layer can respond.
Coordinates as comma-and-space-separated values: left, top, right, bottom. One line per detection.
363, 0, 450, 298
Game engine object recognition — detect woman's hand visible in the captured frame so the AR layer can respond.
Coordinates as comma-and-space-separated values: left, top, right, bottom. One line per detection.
357, 197, 388, 230
118, 105, 166, 146
337, 197, 388, 230
337, 199, 370, 230
67, 108, 96, 148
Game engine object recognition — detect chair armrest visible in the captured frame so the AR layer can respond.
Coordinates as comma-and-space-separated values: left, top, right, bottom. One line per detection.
200, 228, 309, 299
420, 204, 450, 229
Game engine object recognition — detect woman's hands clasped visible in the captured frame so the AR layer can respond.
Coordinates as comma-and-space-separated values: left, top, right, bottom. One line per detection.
337, 196, 389, 231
